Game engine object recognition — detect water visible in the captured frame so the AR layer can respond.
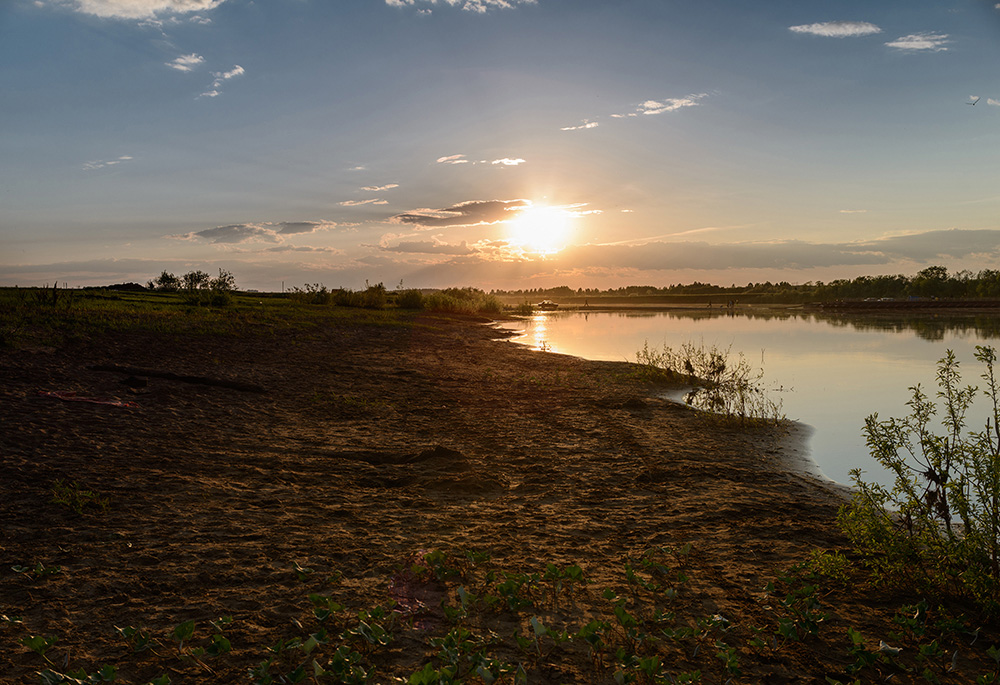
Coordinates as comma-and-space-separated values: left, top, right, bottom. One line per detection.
498, 307, 1000, 488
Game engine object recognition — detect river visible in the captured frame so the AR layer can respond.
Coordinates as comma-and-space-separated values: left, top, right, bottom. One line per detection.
498, 307, 1000, 488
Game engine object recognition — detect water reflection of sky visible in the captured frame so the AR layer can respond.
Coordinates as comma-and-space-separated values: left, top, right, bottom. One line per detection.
499, 310, 1000, 489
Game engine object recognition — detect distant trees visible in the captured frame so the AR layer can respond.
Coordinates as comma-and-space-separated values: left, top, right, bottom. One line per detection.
491, 266, 1000, 304
147, 268, 237, 306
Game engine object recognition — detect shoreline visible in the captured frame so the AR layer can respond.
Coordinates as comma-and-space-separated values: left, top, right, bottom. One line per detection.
496, 317, 852, 494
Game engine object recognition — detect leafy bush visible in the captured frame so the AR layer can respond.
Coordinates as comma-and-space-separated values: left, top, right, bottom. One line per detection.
422, 288, 504, 315
288, 283, 333, 305
840, 347, 1000, 614
394, 289, 424, 310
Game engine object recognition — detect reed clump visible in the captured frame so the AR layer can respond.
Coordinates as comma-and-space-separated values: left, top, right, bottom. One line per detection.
636, 340, 784, 426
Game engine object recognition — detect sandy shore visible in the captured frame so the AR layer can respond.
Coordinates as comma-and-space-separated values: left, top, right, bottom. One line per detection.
2, 310, 991, 682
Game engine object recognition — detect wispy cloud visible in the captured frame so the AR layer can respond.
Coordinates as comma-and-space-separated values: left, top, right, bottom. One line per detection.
173, 220, 337, 244
788, 21, 882, 38
200, 64, 244, 98
385, 0, 535, 13
361, 183, 399, 192
436, 154, 469, 165
989, 99, 1000, 107
339, 198, 389, 206
560, 120, 599, 131
274, 221, 336, 235
840, 209, 868, 214
82, 155, 133, 171
52, 0, 227, 20
392, 199, 528, 229
381, 240, 476, 255
635, 95, 707, 115
165, 53, 204, 72
265, 245, 343, 254
566, 93, 707, 131
491, 158, 525, 166
885, 33, 950, 51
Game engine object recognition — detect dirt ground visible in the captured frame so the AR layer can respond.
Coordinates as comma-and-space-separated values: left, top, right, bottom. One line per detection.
1, 311, 996, 683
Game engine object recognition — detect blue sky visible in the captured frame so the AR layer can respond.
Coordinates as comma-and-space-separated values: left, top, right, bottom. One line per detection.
2, 0, 1000, 290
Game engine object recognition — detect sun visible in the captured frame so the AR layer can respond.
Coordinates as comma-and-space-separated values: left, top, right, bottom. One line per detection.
506, 204, 573, 255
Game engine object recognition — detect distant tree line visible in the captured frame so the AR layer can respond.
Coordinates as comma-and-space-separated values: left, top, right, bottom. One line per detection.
493, 266, 1000, 303
147, 268, 236, 306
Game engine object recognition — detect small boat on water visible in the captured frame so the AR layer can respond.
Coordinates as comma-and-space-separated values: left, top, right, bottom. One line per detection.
535, 300, 559, 310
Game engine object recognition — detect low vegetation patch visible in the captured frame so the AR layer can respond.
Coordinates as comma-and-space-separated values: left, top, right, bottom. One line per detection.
7, 548, 1000, 683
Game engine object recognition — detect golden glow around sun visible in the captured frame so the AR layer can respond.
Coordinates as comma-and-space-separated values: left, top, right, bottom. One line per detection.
506, 205, 573, 255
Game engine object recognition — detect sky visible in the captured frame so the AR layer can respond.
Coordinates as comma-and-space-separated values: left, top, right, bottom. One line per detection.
2, 0, 1000, 292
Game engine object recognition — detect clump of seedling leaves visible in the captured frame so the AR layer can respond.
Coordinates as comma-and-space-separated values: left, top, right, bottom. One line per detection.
50, 480, 110, 516
825, 601, 1000, 684
11, 562, 62, 581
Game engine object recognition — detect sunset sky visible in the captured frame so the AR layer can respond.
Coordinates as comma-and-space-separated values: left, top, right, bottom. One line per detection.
3, 0, 1000, 291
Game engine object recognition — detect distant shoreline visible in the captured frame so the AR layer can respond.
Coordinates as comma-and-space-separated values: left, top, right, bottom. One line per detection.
507, 300, 1000, 314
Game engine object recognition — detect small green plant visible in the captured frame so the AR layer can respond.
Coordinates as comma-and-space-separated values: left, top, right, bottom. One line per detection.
22, 634, 59, 663
11, 562, 63, 579
292, 561, 315, 581
38, 665, 117, 684
115, 625, 155, 653
50, 480, 110, 515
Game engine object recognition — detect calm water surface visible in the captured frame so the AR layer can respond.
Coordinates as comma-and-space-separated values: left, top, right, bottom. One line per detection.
499, 308, 1000, 488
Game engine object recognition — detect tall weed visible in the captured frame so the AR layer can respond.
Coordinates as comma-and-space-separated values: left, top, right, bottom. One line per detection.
636, 340, 783, 426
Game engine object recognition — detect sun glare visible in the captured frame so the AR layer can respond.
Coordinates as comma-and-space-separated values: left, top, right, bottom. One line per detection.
506, 205, 573, 255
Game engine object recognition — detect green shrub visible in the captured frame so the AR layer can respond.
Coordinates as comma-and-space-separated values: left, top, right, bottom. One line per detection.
395, 289, 425, 310
840, 347, 1000, 614
422, 288, 503, 315
288, 284, 333, 305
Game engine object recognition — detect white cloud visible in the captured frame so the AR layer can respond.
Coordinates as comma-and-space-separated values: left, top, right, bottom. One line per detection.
637, 94, 706, 115
585, 93, 708, 127
560, 120, 599, 131
199, 64, 244, 98
989, 99, 1000, 107
437, 154, 469, 164
840, 209, 868, 214
788, 21, 882, 38
885, 33, 950, 52
51, 0, 226, 20
165, 53, 204, 72
361, 184, 399, 192
491, 158, 525, 166
82, 155, 133, 171
339, 199, 389, 206
386, 0, 535, 12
